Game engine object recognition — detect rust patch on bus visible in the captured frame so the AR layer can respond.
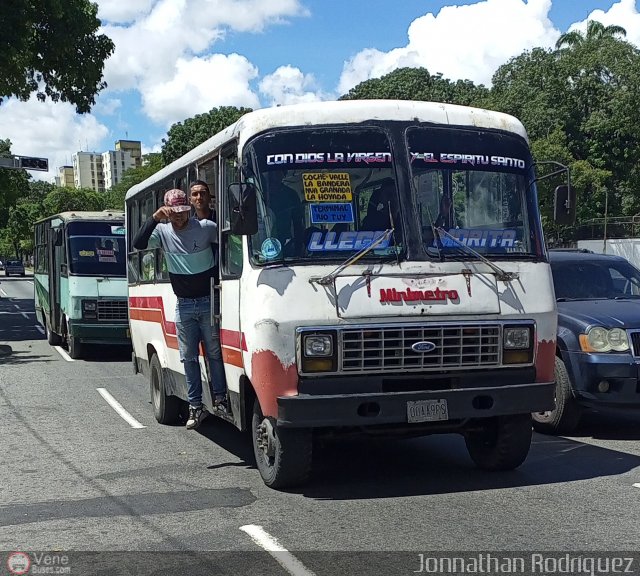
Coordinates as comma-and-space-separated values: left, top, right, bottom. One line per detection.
536, 340, 556, 382
251, 350, 298, 417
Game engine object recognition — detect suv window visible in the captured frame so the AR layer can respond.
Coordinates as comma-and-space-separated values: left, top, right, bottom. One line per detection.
551, 259, 640, 300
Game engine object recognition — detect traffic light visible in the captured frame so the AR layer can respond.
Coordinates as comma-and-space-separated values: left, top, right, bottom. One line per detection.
18, 156, 49, 171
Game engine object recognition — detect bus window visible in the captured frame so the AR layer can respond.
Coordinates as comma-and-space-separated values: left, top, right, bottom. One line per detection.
141, 251, 155, 282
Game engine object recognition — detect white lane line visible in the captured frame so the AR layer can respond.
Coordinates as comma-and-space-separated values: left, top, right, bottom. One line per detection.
35, 325, 45, 335
21, 312, 29, 319
240, 525, 315, 576
97, 388, 146, 429
633, 483, 640, 489
27, 280, 33, 284
0, 289, 7, 297
54, 346, 74, 362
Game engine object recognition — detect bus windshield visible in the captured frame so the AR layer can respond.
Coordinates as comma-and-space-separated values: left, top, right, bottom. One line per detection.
243, 127, 403, 265
68, 235, 126, 276
407, 127, 539, 258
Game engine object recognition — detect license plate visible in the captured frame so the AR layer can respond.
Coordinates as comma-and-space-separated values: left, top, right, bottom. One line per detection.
407, 399, 449, 423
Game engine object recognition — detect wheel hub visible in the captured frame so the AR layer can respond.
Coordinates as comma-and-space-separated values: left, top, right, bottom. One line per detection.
256, 418, 276, 459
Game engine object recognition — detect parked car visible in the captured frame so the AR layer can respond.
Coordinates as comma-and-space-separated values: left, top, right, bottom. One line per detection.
533, 249, 640, 433
5, 260, 25, 277
0, 260, 4, 270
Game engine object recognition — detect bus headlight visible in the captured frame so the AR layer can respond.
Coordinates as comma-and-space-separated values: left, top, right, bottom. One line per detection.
304, 335, 333, 356
502, 325, 533, 364
581, 326, 629, 352
82, 300, 97, 319
300, 331, 337, 373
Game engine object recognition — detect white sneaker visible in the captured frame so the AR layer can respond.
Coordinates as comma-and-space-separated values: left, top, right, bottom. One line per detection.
186, 405, 207, 429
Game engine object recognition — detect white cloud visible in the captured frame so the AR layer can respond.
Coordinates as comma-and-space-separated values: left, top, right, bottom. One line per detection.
99, 0, 308, 124
93, 98, 122, 116
142, 53, 261, 125
569, 0, 640, 46
97, 0, 154, 24
338, 0, 560, 93
259, 65, 327, 106
0, 98, 109, 181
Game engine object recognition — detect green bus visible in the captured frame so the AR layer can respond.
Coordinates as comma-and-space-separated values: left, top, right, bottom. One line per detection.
34, 211, 130, 359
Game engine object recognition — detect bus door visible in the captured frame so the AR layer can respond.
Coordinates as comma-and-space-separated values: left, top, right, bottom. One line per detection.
218, 149, 245, 426
48, 225, 63, 333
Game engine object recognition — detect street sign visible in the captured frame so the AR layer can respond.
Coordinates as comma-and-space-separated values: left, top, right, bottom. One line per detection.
17, 156, 49, 171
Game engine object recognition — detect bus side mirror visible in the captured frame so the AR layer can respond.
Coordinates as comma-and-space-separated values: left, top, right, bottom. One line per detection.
228, 182, 258, 235
553, 185, 576, 225
53, 229, 63, 246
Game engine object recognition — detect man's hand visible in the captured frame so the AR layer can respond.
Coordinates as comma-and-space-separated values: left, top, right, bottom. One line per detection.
153, 207, 173, 222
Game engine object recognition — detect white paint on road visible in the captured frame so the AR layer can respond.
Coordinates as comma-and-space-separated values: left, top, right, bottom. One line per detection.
240, 525, 316, 576
54, 346, 74, 362
35, 325, 45, 335
97, 388, 146, 429
0, 289, 7, 297
633, 483, 640, 489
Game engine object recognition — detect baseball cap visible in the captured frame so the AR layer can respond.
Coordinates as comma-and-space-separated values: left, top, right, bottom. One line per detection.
164, 189, 191, 213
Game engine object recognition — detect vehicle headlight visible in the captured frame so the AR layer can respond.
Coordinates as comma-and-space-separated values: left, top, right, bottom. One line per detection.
504, 327, 531, 349
608, 327, 629, 351
82, 300, 97, 311
582, 326, 629, 353
304, 335, 333, 356
299, 331, 337, 373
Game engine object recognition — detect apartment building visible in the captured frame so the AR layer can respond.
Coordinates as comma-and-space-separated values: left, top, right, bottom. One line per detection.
102, 149, 135, 190
73, 152, 104, 193
55, 166, 74, 188
115, 140, 142, 168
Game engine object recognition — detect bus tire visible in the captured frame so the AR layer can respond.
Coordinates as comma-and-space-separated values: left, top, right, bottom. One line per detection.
46, 321, 63, 346
532, 357, 582, 434
252, 397, 312, 489
150, 354, 181, 425
464, 413, 532, 471
68, 335, 83, 359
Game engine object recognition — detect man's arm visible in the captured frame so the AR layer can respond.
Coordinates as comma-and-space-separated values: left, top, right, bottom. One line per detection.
132, 207, 174, 250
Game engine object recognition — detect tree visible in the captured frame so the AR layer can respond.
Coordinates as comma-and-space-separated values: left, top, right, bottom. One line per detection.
556, 20, 626, 50
0, 0, 115, 113
3, 199, 42, 258
105, 153, 164, 210
340, 67, 489, 107
0, 139, 30, 228
161, 106, 252, 165
42, 186, 105, 215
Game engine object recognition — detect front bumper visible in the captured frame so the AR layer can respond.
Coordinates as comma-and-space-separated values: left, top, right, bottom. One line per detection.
67, 320, 130, 345
563, 350, 640, 408
277, 382, 554, 428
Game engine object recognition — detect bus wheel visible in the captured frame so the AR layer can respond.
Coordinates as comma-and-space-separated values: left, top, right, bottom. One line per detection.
150, 354, 181, 424
46, 321, 63, 346
464, 414, 532, 471
532, 357, 582, 434
252, 398, 312, 489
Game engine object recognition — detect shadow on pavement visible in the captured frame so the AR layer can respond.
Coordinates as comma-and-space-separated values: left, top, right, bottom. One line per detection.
0, 296, 43, 343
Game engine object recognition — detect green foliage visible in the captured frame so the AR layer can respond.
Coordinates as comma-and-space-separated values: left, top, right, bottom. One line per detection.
0, 0, 115, 113
42, 186, 105, 215
340, 67, 489, 107
3, 199, 42, 257
0, 139, 30, 228
105, 153, 164, 210
161, 106, 253, 165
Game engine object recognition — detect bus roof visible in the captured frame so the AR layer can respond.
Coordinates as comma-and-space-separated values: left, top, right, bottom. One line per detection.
125, 99, 528, 202
35, 210, 125, 225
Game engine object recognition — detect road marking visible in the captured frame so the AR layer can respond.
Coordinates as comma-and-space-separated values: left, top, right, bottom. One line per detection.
54, 346, 74, 362
240, 525, 315, 576
21, 312, 29, 319
28, 280, 33, 284
97, 388, 146, 429
0, 289, 7, 297
35, 325, 45, 335
633, 483, 640, 489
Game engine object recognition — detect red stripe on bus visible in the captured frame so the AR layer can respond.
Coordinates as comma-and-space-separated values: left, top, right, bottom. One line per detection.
220, 328, 247, 350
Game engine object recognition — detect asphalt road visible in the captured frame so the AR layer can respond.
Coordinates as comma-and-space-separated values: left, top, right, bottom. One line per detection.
1, 272, 639, 575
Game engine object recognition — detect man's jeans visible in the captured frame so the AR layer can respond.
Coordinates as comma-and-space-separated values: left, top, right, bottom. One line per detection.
175, 295, 226, 407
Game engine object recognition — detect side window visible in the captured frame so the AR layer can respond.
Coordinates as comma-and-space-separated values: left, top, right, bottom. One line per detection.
221, 152, 237, 232
197, 157, 218, 214
141, 252, 155, 282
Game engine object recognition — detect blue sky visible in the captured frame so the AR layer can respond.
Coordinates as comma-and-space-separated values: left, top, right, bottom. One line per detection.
0, 0, 636, 182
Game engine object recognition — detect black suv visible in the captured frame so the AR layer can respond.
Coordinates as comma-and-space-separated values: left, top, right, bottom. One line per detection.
533, 249, 640, 433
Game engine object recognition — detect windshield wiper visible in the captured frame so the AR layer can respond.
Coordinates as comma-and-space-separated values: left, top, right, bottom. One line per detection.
309, 228, 395, 286
434, 227, 519, 282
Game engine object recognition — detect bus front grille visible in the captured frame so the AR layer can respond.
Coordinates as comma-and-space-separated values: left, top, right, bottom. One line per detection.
341, 324, 501, 373
97, 299, 128, 321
